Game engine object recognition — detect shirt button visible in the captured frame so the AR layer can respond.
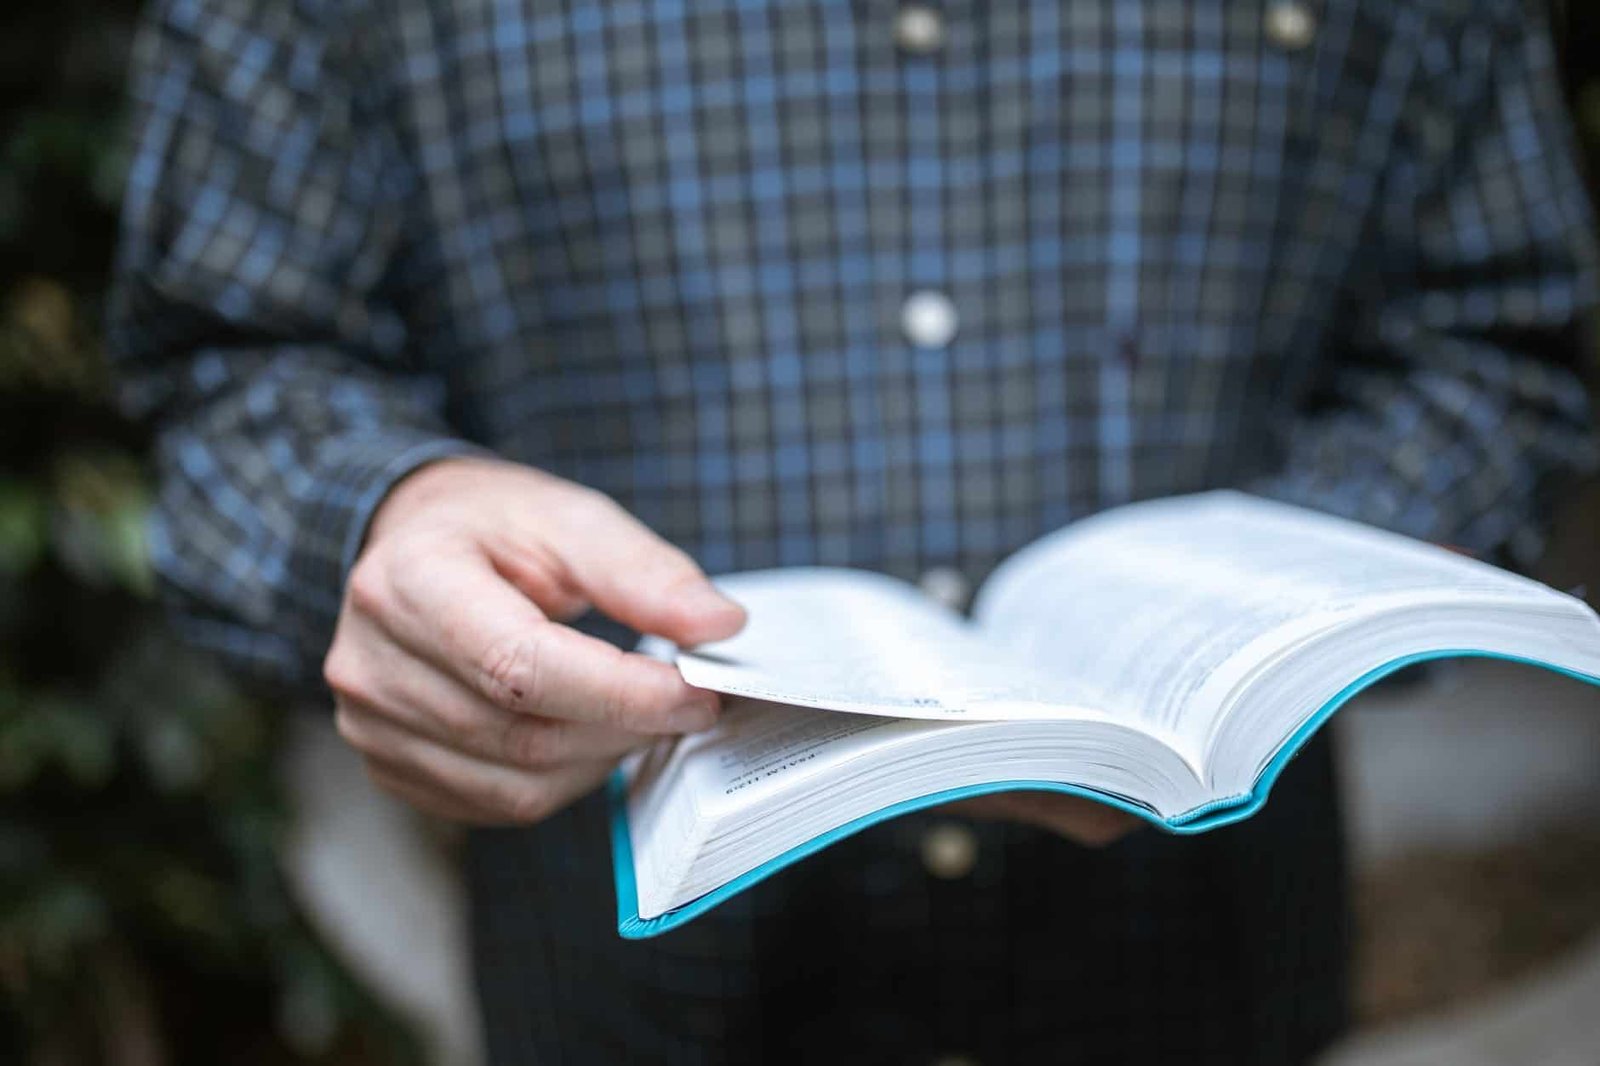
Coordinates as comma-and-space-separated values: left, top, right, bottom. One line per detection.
901, 290, 959, 349
894, 5, 945, 55
1264, 1, 1316, 51
920, 822, 978, 879
918, 566, 970, 612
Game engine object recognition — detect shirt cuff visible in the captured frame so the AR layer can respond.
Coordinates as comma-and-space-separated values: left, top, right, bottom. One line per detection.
286, 430, 489, 662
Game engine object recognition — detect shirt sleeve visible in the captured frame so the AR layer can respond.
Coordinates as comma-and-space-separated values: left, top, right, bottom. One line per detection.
109, 0, 481, 688
1251, 1, 1599, 567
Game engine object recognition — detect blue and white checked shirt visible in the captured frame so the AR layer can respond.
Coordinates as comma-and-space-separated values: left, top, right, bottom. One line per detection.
112, 1, 1595, 1062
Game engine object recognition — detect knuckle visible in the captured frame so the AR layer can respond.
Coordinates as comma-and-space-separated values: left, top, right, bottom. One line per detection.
345, 557, 389, 617
562, 485, 630, 535
384, 541, 448, 615
431, 696, 479, 739
334, 705, 367, 749
582, 644, 652, 723
321, 648, 347, 694
568, 484, 617, 517
322, 650, 371, 703
499, 780, 554, 824
478, 634, 544, 709
598, 673, 647, 730
498, 718, 541, 765
503, 719, 563, 768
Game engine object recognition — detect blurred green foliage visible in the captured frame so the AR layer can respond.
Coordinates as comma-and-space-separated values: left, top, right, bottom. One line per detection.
1, 4, 420, 1064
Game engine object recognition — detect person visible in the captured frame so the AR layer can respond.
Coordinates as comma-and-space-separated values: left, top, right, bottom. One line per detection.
109, 0, 1596, 1062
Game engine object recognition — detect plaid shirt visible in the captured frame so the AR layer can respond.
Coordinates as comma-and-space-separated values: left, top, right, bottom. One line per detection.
112, 1, 1595, 1062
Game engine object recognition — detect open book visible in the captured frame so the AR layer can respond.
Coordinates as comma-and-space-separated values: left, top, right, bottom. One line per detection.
610, 492, 1600, 937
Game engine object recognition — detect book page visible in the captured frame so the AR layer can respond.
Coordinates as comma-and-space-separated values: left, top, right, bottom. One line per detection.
649, 698, 926, 812
973, 492, 1578, 746
625, 698, 940, 915
676, 567, 1111, 720
624, 694, 1211, 918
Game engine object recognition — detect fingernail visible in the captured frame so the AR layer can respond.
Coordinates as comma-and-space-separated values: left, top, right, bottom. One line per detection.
667, 693, 719, 732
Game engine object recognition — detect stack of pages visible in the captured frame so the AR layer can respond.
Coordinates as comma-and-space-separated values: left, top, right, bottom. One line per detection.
610, 492, 1600, 937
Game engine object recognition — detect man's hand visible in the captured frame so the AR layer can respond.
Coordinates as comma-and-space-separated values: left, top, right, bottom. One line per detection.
944, 791, 1141, 848
323, 457, 746, 824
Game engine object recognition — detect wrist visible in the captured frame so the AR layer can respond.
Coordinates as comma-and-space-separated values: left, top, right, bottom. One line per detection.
365, 455, 498, 547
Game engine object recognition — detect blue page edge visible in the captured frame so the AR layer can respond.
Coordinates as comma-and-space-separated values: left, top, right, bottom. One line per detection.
611, 649, 1600, 939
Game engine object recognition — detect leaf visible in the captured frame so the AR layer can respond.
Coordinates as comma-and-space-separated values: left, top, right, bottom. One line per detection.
105, 502, 153, 597
0, 691, 117, 791
5, 877, 110, 973
51, 699, 117, 787
8, 277, 75, 354
91, 136, 131, 209
0, 479, 45, 576
138, 715, 209, 794
146, 866, 231, 943
48, 450, 154, 594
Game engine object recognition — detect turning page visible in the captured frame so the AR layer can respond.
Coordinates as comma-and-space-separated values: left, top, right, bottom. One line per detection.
677, 568, 1111, 721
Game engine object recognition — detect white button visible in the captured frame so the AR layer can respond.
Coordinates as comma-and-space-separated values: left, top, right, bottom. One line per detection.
895, 5, 945, 55
901, 290, 959, 349
921, 822, 978, 879
918, 567, 969, 611
1264, 1, 1316, 51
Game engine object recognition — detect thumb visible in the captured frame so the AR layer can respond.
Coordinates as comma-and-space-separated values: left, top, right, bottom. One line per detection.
552, 493, 746, 646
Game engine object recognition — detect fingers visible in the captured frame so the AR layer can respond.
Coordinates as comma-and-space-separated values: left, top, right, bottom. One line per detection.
343, 710, 616, 824
475, 621, 717, 730
336, 647, 655, 768
338, 461, 735, 828
545, 491, 747, 646
357, 551, 720, 732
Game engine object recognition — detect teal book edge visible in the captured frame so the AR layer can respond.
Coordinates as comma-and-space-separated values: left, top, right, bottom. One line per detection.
611, 649, 1600, 939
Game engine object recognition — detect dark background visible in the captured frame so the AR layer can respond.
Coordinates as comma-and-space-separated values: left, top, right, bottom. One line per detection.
3, 3, 1599, 1063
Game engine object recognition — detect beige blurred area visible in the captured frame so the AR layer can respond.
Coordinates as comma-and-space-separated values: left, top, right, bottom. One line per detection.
278, 490, 1600, 1066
